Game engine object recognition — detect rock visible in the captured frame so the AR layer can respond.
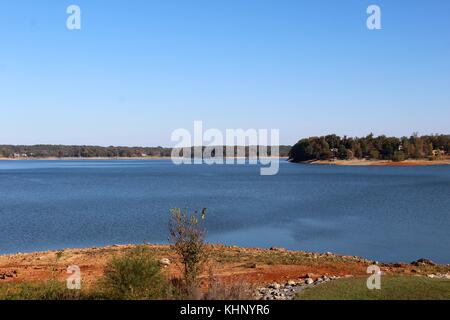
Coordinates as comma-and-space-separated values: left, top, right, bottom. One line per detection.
159, 258, 171, 267
411, 258, 436, 266
243, 262, 257, 268
427, 274, 436, 278
269, 247, 286, 252
392, 263, 405, 268
268, 282, 281, 289
255, 274, 340, 300
305, 273, 314, 278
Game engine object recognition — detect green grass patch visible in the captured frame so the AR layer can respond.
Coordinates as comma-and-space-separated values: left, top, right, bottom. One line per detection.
208, 248, 361, 266
296, 276, 450, 300
0, 280, 94, 300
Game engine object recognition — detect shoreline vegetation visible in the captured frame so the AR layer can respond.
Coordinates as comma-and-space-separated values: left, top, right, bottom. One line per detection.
0, 145, 291, 160
288, 133, 449, 164
1, 133, 449, 166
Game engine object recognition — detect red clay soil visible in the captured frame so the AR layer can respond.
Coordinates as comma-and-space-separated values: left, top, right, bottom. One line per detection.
2, 244, 442, 289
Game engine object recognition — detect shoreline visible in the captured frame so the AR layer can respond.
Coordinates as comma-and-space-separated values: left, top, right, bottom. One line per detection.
0, 156, 172, 161
1, 244, 448, 287
0, 156, 287, 161
304, 159, 450, 166
1, 157, 449, 166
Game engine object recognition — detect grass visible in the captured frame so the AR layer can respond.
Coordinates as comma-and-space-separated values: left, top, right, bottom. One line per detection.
209, 246, 363, 266
0, 280, 93, 300
296, 276, 450, 300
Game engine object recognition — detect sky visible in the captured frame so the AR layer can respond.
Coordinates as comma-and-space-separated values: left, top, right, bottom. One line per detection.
0, 0, 449, 147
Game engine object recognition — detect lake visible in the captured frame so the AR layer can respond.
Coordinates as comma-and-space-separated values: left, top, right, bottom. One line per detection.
0, 160, 449, 263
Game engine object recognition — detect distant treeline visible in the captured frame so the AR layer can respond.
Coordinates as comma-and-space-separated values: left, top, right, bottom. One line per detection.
173, 146, 291, 158
0, 145, 173, 158
0, 145, 291, 158
3, 134, 448, 162
288, 134, 449, 162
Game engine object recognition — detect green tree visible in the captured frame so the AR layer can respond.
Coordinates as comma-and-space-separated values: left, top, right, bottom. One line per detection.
370, 149, 380, 159
392, 151, 405, 162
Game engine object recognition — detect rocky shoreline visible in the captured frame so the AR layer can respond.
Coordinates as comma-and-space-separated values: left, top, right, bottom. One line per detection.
256, 274, 343, 300
1, 244, 449, 297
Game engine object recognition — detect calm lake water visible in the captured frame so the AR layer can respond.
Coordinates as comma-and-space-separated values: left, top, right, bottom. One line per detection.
0, 160, 449, 263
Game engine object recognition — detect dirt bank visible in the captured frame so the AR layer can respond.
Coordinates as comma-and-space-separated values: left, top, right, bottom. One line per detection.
1, 244, 447, 288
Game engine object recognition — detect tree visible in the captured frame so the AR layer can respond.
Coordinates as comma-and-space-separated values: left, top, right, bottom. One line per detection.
392, 151, 405, 162
346, 149, 354, 160
288, 134, 449, 163
288, 139, 314, 162
426, 143, 434, 157
370, 149, 380, 160
353, 143, 363, 159
169, 208, 208, 295
338, 145, 348, 159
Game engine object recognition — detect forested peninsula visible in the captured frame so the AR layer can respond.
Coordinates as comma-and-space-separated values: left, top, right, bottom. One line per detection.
288, 134, 449, 163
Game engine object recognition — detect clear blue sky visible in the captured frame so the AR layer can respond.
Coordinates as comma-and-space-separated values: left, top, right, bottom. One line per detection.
1, 0, 449, 146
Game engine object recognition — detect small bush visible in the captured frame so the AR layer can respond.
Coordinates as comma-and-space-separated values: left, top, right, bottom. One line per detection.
99, 246, 171, 300
169, 208, 208, 295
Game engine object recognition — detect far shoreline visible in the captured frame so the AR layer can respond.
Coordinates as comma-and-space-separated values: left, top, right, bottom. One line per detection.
0, 156, 172, 161
0, 156, 287, 161
1, 157, 449, 166
302, 158, 450, 166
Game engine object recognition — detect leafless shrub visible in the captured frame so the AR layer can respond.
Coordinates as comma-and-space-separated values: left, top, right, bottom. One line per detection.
203, 276, 256, 300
